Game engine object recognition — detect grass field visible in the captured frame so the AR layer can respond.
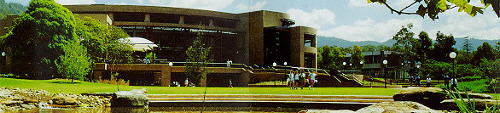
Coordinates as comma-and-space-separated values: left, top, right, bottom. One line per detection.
0, 78, 400, 95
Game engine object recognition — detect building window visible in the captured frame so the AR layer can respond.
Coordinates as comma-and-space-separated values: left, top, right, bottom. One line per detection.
304, 34, 315, 47
114, 12, 145, 22
150, 13, 180, 23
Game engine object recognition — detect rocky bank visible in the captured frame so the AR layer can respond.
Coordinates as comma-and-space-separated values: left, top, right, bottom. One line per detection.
0, 88, 111, 112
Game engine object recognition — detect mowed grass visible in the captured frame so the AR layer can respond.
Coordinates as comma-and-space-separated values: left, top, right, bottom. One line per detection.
0, 78, 400, 96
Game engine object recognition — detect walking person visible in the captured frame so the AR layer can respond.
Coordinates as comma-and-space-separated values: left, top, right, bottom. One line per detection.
443, 75, 450, 89
293, 71, 300, 90
415, 76, 421, 86
308, 71, 317, 90
426, 77, 432, 87
451, 78, 458, 90
228, 79, 233, 88
288, 71, 294, 89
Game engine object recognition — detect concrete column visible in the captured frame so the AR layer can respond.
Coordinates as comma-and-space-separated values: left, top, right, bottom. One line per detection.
145, 14, 150, 22
209, 19, 214, 27
179, 16, 184, 24
160, 70, 171, 87
239, 71, 250, 87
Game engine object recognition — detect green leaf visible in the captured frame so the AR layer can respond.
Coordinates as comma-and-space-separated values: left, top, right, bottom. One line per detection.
437, 0, 448, 10
417, 5, 427, 17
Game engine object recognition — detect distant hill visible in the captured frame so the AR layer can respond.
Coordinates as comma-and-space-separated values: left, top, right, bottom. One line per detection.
0, 0, 26, 20
317, 36, 499, 50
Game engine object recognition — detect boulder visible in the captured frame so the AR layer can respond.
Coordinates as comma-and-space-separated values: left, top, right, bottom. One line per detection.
393, 87, 447, 109
51, 95, 79, 105
356, 101, 442, 113
111, 89, 149, 107
457, 93, 492, 99
440, 99, 500, 110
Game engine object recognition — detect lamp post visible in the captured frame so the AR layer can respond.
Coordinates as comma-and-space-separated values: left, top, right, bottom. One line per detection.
342, 62, 347, 70
449, 52, 457, 78
383, 60, 388, 88
284, 62, 288, 66
272, 62, 277, 67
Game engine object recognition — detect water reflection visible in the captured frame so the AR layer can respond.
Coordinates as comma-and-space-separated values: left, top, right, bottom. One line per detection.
33, 107, 302, 113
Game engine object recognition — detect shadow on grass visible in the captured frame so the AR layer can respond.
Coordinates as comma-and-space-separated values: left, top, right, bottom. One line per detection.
50, 81, 82, 84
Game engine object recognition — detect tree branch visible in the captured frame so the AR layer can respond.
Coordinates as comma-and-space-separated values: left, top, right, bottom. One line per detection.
381, 1, 418, 15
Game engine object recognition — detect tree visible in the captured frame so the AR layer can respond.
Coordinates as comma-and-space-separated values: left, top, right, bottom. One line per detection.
75, 17, 133, 63
185, 31, 211, 86
55, 41, 91, 82
462, 36, 472, 53
318, 46, 346, 71
350, 45, 364, 69
472, 42, 495, 65
417, 31, 433, 62
392, 24, 418, 64
431, 31, 456, 62
368, 0, 500, 20
1, 0, 90, 79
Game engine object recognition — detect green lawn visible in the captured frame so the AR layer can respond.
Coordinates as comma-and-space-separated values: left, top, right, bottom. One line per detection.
0, 78, 400, 96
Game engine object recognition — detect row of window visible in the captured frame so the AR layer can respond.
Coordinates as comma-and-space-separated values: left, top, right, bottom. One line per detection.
113, 12, 238, 28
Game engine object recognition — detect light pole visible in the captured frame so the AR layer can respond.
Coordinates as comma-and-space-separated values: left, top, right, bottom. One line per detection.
342, 62, 347, 70
449, 52, 457, 78
284, 62, 288, 66
383, 60, 388, 88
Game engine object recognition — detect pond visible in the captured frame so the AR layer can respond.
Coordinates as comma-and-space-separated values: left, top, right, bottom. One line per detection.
22, 107, 310, 113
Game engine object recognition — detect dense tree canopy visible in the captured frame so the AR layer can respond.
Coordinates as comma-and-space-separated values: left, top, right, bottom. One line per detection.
431, 31, 456, 62
416, 31, 433, 62
0, 0, 90, 79
368, 0, 500, 20
472, 42, 495, 64
392, 24, 418, 63
75, 17, 133, 63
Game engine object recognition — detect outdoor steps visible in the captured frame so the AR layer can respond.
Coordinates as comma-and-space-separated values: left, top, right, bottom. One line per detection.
147, 94, 394, 104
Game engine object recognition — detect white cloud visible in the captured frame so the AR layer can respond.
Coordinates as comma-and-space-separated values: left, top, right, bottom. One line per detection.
430, 10, 500, 40
236, 1, 266, 11
148, 0, 234, 11
322, 18, 423, 42
348, 0, 370, 7
56, 0, 96, 5
287, 8, 336, 30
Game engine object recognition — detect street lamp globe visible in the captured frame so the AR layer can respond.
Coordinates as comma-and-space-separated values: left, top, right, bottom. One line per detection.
349, 63, 352, 66
284, 62, 288, 66
1, 52, 5, 57
382, 60, 388, 65
272, 62, 277, 67
449, 52, 457, 59
360, 61, 364, 65
168, 62, 173, 66
342, 62, 347, 66
416, 65, 420, 69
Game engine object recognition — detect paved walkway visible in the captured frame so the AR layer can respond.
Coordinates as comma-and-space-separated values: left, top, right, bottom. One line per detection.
147, 94, 394, 104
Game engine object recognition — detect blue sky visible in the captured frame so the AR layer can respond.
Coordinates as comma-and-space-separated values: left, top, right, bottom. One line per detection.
7, 0, 500, 42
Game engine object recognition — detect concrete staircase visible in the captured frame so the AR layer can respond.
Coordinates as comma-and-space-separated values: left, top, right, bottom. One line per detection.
147, 94, 393, 104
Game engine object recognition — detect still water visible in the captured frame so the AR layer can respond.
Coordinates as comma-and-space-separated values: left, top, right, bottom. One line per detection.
23, 107, 305, 113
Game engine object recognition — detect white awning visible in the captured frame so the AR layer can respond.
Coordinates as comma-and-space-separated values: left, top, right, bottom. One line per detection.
119, 37, 158, 52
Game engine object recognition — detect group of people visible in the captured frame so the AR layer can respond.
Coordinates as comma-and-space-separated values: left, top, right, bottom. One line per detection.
443, 75, 459, 89
287, 70, 317, 90
408, 75, 458, 89
409, 75, 433, 87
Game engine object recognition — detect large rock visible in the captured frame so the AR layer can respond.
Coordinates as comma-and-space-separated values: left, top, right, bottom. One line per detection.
51, 95, 79, 105
393, 87, 447, 109
111, 89, 149, 107
356, 101, 442, 113
440, 99, 500, 110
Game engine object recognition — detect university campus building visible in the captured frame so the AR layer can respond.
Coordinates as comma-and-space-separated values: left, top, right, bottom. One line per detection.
0, 4, 323, 87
